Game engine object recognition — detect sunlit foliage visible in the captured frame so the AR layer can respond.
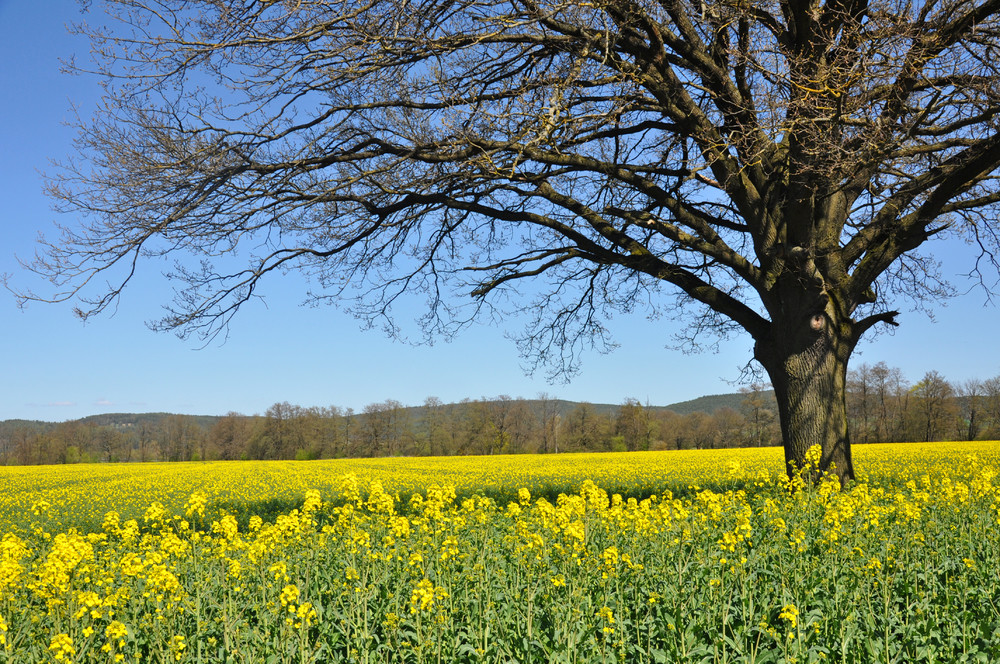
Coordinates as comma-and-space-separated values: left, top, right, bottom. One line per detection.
2, 442, 999, 662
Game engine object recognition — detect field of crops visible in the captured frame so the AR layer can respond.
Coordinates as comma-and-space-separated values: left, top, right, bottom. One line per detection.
1, 442, 999, 663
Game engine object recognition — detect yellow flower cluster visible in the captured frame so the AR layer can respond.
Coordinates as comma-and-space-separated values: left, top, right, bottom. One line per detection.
0, 442, 996, 662
47, 633, 74, 661
779, 603, 799, 628
409, 578, 448, 615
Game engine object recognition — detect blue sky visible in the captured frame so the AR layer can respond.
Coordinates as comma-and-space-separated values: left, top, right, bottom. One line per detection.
1, 0, 997, 422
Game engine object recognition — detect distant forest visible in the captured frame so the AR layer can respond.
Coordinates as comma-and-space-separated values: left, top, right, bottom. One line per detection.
1, 362, 998, 465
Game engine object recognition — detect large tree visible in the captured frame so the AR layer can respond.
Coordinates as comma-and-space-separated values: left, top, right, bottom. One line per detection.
18, 0, 1000, 483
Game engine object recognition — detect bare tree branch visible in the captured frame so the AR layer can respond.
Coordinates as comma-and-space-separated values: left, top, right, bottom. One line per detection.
16, 0, 1000, 480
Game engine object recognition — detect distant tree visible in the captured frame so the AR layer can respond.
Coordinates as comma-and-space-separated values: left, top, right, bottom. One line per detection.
957, 379, 985, 441
308, 406, 344, 458
740, 383, 776, 447
291, 407, 328, 460
13, 427, 36, 466
442, 401, 476, 455
847, 363, 876, 444
537, 393, 562, 454
672, 411, 709, 450
360, 400, 411, 456
694, 412, 722, 450
255, 402, 296, 459
137, 421, 154, 462
418, 397, 449, 456
97, 427, 116, 463
983, 376, 1000, 438
713, 407, 745, 449
651, 410, 684, 451
31, 430, 67, 465
616, 398, 652, 452
65, 445, 83, 464
868, 362, 908, 443
910, 371, 957, 442
479, 396, 534, 455
488, 395, 517, 455
163, 414, 201, 462
51, 422, 85, 463
563, 402, 612, 452
209, 413, 251, 461
462, 400, 492, 455
0, 429, 11, 465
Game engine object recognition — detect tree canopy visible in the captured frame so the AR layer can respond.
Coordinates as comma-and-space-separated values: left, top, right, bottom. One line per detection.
18, 0, 1000, 482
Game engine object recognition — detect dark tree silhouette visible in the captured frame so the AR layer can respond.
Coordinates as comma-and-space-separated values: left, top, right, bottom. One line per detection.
17, 0, 1000, 483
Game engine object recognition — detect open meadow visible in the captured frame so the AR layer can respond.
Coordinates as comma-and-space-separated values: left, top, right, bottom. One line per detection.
2, 442, 999, 663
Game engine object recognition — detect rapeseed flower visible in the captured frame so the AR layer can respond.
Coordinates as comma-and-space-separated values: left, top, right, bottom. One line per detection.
409, 579, 447, 614
169, 635, 185, 661
597, 606, 615, 635
48, 633, 74, 661
1, 443, 999, 663
183, 492, 207, 519
779, 603, 799, 628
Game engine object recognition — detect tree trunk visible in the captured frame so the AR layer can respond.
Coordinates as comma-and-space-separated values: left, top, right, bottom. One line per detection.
755, 311, 856, 486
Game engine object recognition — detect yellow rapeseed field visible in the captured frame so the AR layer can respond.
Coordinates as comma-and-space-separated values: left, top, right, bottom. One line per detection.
1, 442, 999, 662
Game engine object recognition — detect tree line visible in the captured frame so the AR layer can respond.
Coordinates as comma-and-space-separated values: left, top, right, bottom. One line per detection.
846, 364, 1000, 446
1, 363, 997, 465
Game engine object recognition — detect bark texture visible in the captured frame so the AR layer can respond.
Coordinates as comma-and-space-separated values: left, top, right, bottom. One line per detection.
757, 321, 855, 485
